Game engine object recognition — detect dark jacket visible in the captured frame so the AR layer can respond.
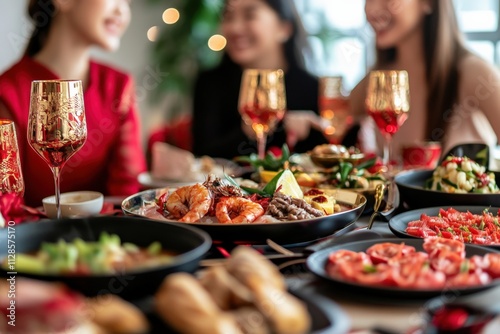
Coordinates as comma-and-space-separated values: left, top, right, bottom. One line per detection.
191, 61, 327, 159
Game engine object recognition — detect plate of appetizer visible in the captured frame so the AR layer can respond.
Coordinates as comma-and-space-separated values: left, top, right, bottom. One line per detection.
395, 155, 500, 209
122, 171, 367, 245
388, 206, 500, 247
307, 237, 500, 298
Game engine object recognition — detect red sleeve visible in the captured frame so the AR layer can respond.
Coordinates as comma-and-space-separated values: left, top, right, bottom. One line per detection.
106, 76, 147, 196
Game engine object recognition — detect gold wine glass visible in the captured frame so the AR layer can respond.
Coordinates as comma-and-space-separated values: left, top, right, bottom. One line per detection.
318, 76, 352, 144
238, 69, 286, 158
0, 119, 24, 196
27, 80, 87, 219
365, 70, 410, 170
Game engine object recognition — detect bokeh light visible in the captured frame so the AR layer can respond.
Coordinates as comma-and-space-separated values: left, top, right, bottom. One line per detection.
147, 26, 159, 42
163, 8, 180, 24
208, 34, 227, 51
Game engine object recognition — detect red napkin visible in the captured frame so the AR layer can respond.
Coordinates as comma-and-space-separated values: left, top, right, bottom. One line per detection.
0, 193, 45, 225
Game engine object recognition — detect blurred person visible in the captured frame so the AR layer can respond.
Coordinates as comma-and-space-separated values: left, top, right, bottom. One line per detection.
349, 0, 500, 166
0, 0, 146, 207
191, 0, 329, 159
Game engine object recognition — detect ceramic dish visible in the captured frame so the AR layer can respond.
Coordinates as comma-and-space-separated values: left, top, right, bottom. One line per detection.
307, 238, 500, 299
394, 169, 500, 209
0, 216, 211, 300
121, 188, 367, 245
388, 206, 500, 247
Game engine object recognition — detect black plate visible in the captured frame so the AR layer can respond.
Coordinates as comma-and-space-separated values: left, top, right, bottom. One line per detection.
307, 238, 500, 299
122, 188, 367, 245
138, 289, 350, 334
388, 206, 500, 247
0, 216, 211, 300
395, 169, 500, 209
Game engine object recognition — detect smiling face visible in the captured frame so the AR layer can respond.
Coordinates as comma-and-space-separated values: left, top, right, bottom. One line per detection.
365, 0, 430, 49
221, 0, 292, 69
58, 0, 131, 51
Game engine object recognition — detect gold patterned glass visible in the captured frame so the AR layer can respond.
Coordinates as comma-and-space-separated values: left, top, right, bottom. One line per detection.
366, 70, 410, 169
27, 80, 87, 218
238, 69, 286, 159
0, 119, 24, 196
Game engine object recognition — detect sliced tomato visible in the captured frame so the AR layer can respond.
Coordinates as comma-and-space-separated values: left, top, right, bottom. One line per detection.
328, 250, 370, 266
482, 253, 500, 278
447, 271, 491, 288
429, 251, 464, 276
366, 242, 415, 264
423, 237, 465, 259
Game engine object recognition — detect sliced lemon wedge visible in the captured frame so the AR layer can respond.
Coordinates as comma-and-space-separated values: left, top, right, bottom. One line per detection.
276, 169, 303, 199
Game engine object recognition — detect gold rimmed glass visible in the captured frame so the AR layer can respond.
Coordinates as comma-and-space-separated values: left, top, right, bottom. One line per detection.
0, 119, 24, 196
238, 69, 286, 158
365, 70, 410, 170
27, 80, 87, 218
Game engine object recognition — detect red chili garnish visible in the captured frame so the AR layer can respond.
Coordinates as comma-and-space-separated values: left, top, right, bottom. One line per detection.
247, 193, 271, 211
304, 188, 324, 196
312, 195, 328, 203
442, 156, 465, 167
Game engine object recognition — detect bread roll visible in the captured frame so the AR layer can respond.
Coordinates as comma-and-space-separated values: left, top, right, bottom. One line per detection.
251, 284, 311, 334
86, 294, 149, 334
198, 266, 254, 310
154, 273, 244, 334
226, 246, 286, 291
230, 306, 272, 334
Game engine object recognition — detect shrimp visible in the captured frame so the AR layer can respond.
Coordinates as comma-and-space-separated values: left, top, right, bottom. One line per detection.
215, 196, 264, 224
166, 184, 211, 222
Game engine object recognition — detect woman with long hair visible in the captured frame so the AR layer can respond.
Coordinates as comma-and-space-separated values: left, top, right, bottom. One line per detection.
191, 0, 328, 159
0, 0, 146, 207
350, 0, 500, 166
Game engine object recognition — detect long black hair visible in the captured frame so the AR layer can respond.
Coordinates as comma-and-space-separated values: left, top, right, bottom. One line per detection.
220, 0, 312, 72
25, 0, 57, 57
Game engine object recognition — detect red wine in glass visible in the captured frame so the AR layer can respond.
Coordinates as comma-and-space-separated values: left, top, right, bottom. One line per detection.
367, 108, 409, 137
28, 138, 86, 168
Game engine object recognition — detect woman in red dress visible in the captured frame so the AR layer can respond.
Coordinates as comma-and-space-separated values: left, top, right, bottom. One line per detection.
0, 0, 146, 207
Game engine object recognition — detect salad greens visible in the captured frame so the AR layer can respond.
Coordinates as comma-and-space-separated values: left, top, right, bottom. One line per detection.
2, 232, 171, 275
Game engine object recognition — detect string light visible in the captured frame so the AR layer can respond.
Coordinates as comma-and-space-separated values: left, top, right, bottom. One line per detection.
163, 8, 180, 24
147, 26, 159, 42
208, 34, 226, 51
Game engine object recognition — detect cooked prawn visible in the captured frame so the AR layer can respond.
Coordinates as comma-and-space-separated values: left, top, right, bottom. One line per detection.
166, 184, 211, 222
215, 196, 264, 224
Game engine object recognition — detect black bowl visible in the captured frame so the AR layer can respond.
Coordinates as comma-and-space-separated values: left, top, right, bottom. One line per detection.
395, 169, 500, 209
0, 216, 211, 300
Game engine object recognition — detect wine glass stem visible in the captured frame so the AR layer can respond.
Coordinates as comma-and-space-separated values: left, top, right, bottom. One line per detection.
383, 135, 391, 168
50, 166, 62, 219
256, 131, 267, 159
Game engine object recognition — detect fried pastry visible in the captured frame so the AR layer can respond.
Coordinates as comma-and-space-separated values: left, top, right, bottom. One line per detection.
155, 273, 243, 334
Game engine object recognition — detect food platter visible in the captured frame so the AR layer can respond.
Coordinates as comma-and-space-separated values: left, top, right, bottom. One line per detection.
388, 206, 500, 248
307, 238, 500, 299
121, 188, 367, 245
394, 169, 500, 209
0, 216, 211, 300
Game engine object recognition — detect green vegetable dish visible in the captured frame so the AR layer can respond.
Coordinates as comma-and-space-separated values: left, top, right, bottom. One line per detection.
1, 232, 176, 275
425, 156, 499, 194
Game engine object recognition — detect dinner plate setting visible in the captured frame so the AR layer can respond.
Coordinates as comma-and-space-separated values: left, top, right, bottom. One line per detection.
121, 187, 367, 245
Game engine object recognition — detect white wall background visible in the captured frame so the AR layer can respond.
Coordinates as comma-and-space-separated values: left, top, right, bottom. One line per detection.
0, 0, 167, 146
